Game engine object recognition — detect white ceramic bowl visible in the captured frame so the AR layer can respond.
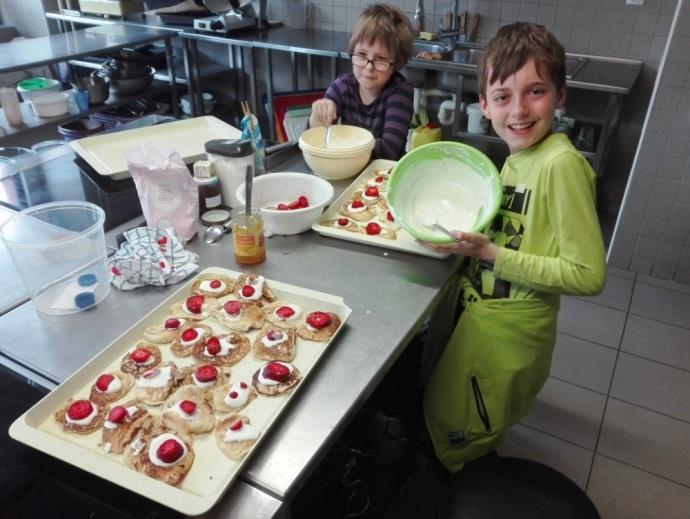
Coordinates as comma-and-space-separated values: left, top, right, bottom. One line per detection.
236, 172, 334, 236
27, 91, 70, 118
387, 141, 502, 244
16, 77, 61, 102
299, 125, 375, 180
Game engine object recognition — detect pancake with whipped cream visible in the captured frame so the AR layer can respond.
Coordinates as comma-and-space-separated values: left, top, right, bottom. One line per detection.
134, 362, 183, 406
89, 370, 135, 406
101, 400, 152, 454
324, 217, 362, 233
120, 343, 162, 376
212, 380, 257, 414
170, 294, 217, 321
359, 186, 382, 206
215, 414, 260, 460
362, 220, 397, 240
234, 274, 276, 307
125, 421, 194, 487
212, 299, 265, 332
162, 386, 214, 434
367, 172, 388, 192
179, 364, 226, 393
192, 333, 250, 367
191, 274, 235, 298
341, 197, 374, 222
252, 325, 296, 362
171, 323, 213, 358
143, 316, 188, 344
252, 361, 302, 396
54, 398, 106, 435
297, 311, 342, 341
264, 301, 304, 328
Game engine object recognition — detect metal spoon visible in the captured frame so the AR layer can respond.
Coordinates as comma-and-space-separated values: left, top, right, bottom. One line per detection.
203, 221, 231, 244
322, 125, 332, 149
418, 212, 457, 240
245, 164, 253, 215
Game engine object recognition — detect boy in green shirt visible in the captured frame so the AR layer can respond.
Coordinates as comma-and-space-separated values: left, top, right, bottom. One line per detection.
422, 22, 607, 473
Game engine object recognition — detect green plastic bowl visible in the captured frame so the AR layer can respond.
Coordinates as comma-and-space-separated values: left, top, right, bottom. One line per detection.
387, 141, 501, 244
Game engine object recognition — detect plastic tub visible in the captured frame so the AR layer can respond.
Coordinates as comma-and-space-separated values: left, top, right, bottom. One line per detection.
466, 102, 489, 134
16, 77, 61, 102
27, 91, 70, 118
0, 201, 110, 315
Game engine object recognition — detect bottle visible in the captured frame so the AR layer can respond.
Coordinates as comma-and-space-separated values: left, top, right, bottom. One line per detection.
232, 207, 266, 265
0, 87, 23, 127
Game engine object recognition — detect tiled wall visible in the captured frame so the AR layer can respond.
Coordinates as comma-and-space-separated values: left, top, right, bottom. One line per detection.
608, 0, 690, 283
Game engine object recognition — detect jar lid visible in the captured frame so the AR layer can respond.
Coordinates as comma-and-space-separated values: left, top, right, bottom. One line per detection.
205, 138, 252, 158
201, 206, 232, 226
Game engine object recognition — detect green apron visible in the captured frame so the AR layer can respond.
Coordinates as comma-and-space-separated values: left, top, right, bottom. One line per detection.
423, 277, 558, 473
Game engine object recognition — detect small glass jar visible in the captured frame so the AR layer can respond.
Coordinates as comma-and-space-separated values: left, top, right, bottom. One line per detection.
195, 175, 222, 215
231, 207, 265, 265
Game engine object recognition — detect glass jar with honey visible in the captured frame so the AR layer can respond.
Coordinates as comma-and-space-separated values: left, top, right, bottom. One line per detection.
231, 207, 265, 265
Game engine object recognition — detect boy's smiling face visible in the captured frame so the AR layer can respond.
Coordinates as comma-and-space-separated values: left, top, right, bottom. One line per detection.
479, 58, 565, 154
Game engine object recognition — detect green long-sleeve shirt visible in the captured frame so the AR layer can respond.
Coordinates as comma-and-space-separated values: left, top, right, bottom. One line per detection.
470, 132, 606, 302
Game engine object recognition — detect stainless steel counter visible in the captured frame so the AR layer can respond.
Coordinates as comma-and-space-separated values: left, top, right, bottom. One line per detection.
0, 148, 459, 515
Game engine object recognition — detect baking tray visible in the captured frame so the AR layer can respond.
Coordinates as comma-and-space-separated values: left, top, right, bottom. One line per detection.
312, 159, 449, 259
69, 116, 242, 181
10, 267, 351, 516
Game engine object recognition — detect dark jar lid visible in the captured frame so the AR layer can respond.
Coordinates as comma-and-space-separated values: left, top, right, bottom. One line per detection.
204, 138, 252, 158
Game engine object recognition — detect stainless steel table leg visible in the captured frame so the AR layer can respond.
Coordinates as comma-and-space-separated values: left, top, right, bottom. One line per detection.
249, 46, 258, 120
189, 39, 203, 117
291, 51, 298, 91
164, 37, 180, 119
593, 93, 620, 175
266, 48, 275, 141
307, 55, 313, 89
181, 38, 197, 116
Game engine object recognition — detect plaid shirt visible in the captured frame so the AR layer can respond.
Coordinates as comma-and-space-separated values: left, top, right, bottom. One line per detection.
325, 72, 414, 160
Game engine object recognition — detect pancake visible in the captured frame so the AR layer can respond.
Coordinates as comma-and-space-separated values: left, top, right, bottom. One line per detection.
252, 325, 296, 362
212, 380, 257, 414
191, 274, 235, 298
251, 361, 302, 396
101, 400, 153, 454
54, 398, 105, 435
169, 294, 217, 321
125, 421, 194, 487
341, 197, 374, 222
296, 311, 342, 341
120, 343, 162, 376
161, 386, 215, 434
192, 332, 250, 367
234, 274, 276, 306
170, 323, 213, 358
215, 414, 260, 460
323, 217, 362, 233
179, 364, 227, 394
212, 299, 265, 332
143, 316, 189, 344
264, 301, 304, 329
89, 370, 135, 406
134, 362, 183, 406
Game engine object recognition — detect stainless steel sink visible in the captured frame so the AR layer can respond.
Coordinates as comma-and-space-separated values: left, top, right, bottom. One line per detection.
448, 47, 483, 65
412, 40, 453, 60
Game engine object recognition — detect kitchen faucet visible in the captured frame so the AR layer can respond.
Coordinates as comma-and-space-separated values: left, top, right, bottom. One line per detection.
437, 0, 461, 48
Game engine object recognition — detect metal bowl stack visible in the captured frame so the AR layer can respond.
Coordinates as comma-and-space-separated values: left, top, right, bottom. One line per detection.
95, 50, 155, 95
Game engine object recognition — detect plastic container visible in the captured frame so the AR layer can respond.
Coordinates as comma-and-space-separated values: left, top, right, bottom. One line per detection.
0, 201, 110, 315
466, 102, 489, 134
235, 172, 334, 236
231, 207, 266, 265
27, 91, 70, 118
16, 77, 61, 102
0, 87, 23, 126
206, 139, 254, 208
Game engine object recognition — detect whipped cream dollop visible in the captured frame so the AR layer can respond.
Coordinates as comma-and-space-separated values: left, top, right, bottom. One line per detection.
224, 382, 251, 408
257, 362, 293, 386
65, 404, 99, 426
136, 366, 172, 389
199, 279, 227, 294
223, 422, 260, 443
149, 433, 188, 467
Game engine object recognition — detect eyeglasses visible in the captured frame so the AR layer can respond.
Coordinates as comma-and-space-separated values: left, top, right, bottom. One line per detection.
351, 54, 394, 72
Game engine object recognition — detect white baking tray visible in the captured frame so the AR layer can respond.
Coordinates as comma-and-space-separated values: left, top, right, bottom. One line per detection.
312, 159, 449, 259
69, 116, 242, 180
10, 267, 351, 516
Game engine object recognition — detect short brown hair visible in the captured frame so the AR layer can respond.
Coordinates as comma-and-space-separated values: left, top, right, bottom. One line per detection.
347, 3, 413, 70
478, 22, 565, 98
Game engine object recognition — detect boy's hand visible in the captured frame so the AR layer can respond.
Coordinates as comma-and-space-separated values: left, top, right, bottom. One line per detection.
310, 99, 337, 128
419, 231, 498, 263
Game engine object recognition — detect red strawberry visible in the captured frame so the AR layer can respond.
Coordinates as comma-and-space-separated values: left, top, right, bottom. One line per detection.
95, 373, 115, 392
365, 222, 381, 235
241, 285, 255, 298
307, 311, 332, 329
186, 295, 204, 314
107, 405, 128, 424
387, 211, 394, 222
277, 203, 289, 210
130, 348, 151, 363
288, 199, 301, 210
351, 200, 365, 209
240, 381, 248, 389
275, 306, 295, 319
375, 176, 385, 183
228, 391, 238, 399
67, 399, 94, 420
224, 301, 242, 315
156, 438, 184, 464
230, 420, 244, 431
159, 261, 166, 269
210, 279, 222, 289
181, 328, 199, 342
195, 364, 218, 382
111, 266, 121, 276
179, 400, 197, 415
164, 318, 181, 330
298, 195, 309, 208
206, 337, 221, 355
142, 368, 159, 379
266, 329, 283, 342
157, 236, 167, 245
337, 218, 349, 226
364, 186, 379, 198
262, 362, 290, 382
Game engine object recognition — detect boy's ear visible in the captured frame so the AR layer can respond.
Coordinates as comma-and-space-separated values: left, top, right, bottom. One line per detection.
479, 95, 490, 119
557, 85, 567, 108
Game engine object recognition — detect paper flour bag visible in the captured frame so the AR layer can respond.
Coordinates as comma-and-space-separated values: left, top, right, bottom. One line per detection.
126, 143, 198, 242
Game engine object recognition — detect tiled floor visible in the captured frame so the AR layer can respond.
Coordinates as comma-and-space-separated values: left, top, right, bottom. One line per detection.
496, 266, 690, 518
